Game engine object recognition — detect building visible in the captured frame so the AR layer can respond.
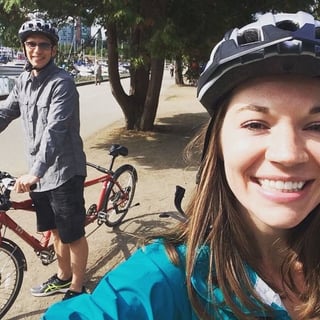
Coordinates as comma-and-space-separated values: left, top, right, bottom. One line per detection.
58, 18, 91, 50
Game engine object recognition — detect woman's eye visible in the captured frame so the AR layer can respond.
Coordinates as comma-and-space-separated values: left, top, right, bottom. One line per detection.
306, 122, 320, 131
241, 121, 268, 130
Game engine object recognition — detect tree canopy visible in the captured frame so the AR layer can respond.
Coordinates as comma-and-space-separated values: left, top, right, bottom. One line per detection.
1, 0, 319, 130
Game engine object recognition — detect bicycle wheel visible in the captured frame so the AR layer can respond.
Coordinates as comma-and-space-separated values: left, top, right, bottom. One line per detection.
0, 241, 25, 319
102, 164, 137, 227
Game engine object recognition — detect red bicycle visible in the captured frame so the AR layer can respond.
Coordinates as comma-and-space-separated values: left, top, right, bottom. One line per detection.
0, 144, 138, 319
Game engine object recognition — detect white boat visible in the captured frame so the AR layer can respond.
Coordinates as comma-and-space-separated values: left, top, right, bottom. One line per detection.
73, 63, 94, 77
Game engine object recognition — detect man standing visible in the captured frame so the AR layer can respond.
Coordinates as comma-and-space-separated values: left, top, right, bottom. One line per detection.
0, 18, 88, 300
169, 63, 174, 78
94, 61, 102, 85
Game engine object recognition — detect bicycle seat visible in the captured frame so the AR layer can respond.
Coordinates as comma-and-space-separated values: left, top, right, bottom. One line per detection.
109, 144, 128, 157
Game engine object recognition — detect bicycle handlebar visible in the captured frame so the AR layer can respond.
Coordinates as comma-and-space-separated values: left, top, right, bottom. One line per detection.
0, 172, 38, 209
0, 171, 15, 189
174, 185, 186, 217
0, 171, 14, 210
0, 172, 36, 190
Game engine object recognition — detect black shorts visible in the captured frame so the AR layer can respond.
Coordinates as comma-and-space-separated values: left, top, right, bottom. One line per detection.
30, 175, 86, 244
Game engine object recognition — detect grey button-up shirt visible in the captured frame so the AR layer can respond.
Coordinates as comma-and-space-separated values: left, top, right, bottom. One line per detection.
0, 61, 86, 191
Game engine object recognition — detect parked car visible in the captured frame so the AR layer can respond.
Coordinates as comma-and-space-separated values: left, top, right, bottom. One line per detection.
0, 56, 10, 64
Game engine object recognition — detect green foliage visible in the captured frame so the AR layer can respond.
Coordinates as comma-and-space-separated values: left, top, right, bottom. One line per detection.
1, 0, 319, 131
0, 0, 318, 64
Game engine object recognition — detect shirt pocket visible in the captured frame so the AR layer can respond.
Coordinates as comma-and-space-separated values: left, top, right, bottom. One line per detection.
37, 102, 49, 127
19, 99, 34, 140
31, 103, 49, 153
25, 102, 50, 155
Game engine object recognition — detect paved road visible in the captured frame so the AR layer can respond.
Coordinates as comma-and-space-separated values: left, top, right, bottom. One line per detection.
0, 73, 172, 175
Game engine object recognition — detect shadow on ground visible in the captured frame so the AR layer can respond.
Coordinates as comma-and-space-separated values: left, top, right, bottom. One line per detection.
86, 111, 209, 171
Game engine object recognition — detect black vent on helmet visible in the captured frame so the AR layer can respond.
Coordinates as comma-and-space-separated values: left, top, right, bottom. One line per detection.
276, 20, 299, 31
237, 29, 260, 45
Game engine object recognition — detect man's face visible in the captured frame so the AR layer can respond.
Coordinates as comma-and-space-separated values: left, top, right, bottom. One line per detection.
24, 34, 56, 70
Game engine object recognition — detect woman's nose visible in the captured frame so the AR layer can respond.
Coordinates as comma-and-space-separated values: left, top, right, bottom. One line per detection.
265, 128, 308, 166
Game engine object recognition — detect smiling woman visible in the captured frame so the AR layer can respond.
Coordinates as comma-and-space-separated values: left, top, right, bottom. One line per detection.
43, 11, 320, 320
221, 75, 320, 231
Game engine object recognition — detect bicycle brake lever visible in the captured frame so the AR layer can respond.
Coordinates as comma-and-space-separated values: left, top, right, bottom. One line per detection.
2, 178, 15, 190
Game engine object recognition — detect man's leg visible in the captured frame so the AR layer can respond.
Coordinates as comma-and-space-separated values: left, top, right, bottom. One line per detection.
69, 236, 88, 292
51, 229, 72, 281
52, 230, 88, 293
30, 194, 73, 297
51, 175, 87, 298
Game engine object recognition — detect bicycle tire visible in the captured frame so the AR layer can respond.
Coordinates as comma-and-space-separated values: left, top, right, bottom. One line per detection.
0, 241, 25, 319
102, 164, 137, 227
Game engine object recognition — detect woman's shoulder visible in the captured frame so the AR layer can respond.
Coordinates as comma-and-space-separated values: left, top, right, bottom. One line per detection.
127, 239, 187, 275
43, 240, 193, 320
99, 240, 190, 300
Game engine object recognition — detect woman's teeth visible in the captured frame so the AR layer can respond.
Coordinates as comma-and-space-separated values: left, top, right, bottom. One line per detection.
259, 179, 305, 192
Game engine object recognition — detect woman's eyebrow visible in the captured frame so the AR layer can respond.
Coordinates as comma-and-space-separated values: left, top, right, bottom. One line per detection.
236, 105, 320, 114
310, 106, 320, 114
236, 104, 269, 114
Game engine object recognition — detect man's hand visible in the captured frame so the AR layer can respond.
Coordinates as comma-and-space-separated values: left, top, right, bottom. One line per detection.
14, 174, 40, 193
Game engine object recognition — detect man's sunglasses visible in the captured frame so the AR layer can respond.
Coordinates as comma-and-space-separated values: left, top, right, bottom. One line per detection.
24, 41, 52, 50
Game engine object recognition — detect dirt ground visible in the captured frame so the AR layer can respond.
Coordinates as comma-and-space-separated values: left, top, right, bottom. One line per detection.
3, 83, 209, 319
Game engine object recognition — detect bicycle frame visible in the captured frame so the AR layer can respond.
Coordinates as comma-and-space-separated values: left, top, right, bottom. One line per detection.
0, 168, 127, 253
0, 199, 52, 253
83, 173, 111, 224
0, 144, 137, 319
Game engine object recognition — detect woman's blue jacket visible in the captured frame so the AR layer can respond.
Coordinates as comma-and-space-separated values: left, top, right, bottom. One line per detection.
42, 240, 290, 319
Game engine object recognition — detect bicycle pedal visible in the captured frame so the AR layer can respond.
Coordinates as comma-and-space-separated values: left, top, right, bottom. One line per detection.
86, 203, 97, 216
39, 250, 55, 265
97, 211, 108, 224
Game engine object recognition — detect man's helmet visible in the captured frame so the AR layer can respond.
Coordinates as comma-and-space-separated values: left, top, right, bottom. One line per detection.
19, 19, 59, 45
197, 11, 320, 115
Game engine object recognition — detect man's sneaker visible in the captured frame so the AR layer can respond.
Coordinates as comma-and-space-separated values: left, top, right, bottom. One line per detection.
62, 286, 87, 300
30, 274, 72, 297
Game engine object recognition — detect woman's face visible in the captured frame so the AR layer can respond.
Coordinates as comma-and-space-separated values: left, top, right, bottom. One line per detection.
220, 74, 320, 233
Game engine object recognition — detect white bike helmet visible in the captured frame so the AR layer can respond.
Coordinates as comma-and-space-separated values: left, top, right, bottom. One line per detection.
19, 18, 59, 44
197, 11, 320, 116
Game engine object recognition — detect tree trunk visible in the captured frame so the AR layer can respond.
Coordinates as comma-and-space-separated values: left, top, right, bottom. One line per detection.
105, 4, 166, 131
139, 57, 164, 131
107, 22, 139, 129
175, 55, 184, 85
